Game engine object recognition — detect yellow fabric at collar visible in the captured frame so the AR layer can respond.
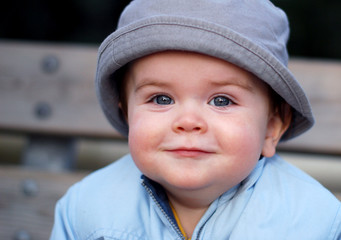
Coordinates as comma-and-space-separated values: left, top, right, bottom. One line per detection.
169, 202, 191, 240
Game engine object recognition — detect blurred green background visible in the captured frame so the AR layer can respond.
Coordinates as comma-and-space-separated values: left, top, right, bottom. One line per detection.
0, 0, 341, 60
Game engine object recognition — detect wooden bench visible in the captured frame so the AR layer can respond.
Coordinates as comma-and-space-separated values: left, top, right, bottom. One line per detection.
0, 40, 340, 239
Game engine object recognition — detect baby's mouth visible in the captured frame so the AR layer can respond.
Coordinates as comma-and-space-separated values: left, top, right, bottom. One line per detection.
165, 147, 214, 158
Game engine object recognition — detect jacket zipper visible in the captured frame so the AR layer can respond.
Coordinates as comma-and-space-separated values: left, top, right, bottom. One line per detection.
194, 212, 215, 240
142, 181, 186, 240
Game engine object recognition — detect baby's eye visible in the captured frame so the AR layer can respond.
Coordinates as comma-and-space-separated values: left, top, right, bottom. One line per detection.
152, 95, 174, 105
208, 96, 232, 107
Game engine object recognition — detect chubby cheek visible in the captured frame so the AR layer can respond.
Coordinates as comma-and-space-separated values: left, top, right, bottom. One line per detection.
128, 110, 163, 143
127, 110, 165, 172
216, 116, 266, 169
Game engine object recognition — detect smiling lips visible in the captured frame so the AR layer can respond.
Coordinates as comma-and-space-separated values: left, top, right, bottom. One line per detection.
166, 148, 214, 158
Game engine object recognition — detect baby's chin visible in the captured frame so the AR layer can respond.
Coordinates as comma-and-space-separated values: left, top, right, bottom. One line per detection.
157, 175, 234, 202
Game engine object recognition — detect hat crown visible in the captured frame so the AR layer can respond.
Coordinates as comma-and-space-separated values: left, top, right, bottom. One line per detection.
119, 0, 289, 66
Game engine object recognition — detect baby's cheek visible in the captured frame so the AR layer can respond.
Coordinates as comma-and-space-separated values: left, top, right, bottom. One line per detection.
128, 115, 164, 177
221, 120, 263, 157
128, 120, 147, 150
128, 114, 161, 150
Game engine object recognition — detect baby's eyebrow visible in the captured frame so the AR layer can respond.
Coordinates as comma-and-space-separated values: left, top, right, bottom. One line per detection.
134, 78, 170, 92
134, 77, 255, 93
209, 78, 254, 92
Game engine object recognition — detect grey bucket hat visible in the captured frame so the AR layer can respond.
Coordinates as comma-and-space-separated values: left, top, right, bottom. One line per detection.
95, 0, 314, 141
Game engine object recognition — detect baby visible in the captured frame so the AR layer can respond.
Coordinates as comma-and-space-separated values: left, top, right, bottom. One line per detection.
51, 0, 341, 239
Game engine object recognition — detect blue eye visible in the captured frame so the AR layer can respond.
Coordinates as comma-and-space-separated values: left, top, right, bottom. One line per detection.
209, 96, 232, 107
152, 95, 174, 105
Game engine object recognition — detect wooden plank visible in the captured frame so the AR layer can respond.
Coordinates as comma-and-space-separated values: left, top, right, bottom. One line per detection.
279, 59, 341, 154
0, 166, 87, 240
0, 41, 340, 153
0, 40, 120, 138
280, 152, 341, 194
0, 162, 338, 240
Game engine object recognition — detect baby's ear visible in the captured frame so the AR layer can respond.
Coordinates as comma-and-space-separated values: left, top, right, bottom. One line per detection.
118, 102, 128, 122
262, 104, 292, 157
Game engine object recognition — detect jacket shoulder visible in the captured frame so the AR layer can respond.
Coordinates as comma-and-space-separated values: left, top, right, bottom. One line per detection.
244, 154, 341, 239
53, 154, 148, 239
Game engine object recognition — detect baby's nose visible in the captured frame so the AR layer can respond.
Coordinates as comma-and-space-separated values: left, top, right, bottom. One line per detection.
172, 109, 208, 134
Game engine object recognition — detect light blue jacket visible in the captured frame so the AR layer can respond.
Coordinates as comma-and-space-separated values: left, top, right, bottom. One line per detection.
50, 154, 341, 240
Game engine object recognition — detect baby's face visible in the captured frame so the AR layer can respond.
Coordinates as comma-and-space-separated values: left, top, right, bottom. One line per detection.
125, 51, 278, 200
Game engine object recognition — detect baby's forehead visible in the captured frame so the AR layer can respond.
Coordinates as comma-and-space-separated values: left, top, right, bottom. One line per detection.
127, 51, 270, 93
